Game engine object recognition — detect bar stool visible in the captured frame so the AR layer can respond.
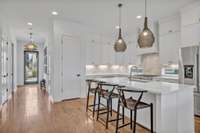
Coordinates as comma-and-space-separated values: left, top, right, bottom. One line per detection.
86, 79, 103, 117
115, 87, 153, 133
96, 83, 125, 129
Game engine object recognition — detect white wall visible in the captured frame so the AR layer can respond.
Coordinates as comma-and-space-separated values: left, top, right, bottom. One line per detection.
16, 40, 44, 85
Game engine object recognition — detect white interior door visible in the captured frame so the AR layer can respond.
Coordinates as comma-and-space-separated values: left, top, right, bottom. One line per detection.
1, 39, 8, 104
61, 35, 81, 100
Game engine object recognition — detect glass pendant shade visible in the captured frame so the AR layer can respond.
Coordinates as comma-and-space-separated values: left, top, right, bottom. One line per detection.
138, 17, 155, 48
114, 3, 127, 52
24, 42, 37, 51
138, 0, 155, 48
24, 32, 37, 51
114, 28, 127, 52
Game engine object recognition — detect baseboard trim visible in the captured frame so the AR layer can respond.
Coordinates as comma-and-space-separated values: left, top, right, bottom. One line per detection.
17, 85, 25, 87
49, 96, 54, 103
62, 98, 80, 102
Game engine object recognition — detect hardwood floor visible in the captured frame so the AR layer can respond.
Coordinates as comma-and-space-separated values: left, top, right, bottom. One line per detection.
0, 85, 199, 133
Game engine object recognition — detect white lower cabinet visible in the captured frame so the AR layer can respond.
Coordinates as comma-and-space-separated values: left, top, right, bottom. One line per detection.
194, 93, 200, 116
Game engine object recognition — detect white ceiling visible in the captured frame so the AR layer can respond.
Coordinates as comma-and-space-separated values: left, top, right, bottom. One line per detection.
0, 0, 197, 43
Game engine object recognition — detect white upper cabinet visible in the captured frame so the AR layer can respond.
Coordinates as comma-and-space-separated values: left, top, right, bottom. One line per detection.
159, 33, 180, 64
85, 34, 140, 65
180, 1, 200, 47
159, 15, 181, 64
181, 23, 200, 47
124, 42, 140, 65
85, 36, 102, 65
159, 16, 180, 36
102, 43, 115, 64
181, 2, 200, 27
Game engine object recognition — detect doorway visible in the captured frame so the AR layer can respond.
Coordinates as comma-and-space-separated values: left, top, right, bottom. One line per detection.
24, 51, 39, 84
61, 35, 81, 100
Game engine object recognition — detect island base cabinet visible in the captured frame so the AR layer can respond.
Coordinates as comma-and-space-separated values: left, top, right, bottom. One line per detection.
103, 89, 194, 133
156, 89, 194, 133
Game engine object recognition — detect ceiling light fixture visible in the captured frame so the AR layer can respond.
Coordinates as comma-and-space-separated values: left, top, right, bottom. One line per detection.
114, 3, 127, 52
27, 22, 33, 26
52, 11, 58, 16
136, 15, 142, 19
138, 0, 155, 48
115, 25, 120, 29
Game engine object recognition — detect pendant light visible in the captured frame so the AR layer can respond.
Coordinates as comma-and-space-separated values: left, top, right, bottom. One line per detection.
24, 32, 37, 51
138, 0, 155, 48
114, 3, 127, 52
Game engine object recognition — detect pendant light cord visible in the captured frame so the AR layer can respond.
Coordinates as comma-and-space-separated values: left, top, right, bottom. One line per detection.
118, 3, 122, 28
145, 0, 147, 17
30, 33, 33, 42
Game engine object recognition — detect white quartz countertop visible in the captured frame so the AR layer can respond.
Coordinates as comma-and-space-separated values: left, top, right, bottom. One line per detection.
86, 73, 178, 80
86, 77, 194, 95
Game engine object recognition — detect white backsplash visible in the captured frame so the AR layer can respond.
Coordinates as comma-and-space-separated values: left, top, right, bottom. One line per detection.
86, 54, 162, 76
86, 65, 130, 75
141, 53, 161, 75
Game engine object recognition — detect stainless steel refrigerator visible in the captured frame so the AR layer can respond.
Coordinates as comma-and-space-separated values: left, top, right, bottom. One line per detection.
180, 45, 200, 116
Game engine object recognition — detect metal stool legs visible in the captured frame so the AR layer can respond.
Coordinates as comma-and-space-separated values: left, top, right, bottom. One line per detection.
150, 103, 153, 133
86, 80, 98, 118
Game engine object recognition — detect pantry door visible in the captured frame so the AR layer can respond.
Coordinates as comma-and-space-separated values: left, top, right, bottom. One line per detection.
61, 35, 81, 100
1, 39, 9, 104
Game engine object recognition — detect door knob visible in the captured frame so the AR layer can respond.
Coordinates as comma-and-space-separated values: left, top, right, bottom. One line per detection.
76, 74, 81, 77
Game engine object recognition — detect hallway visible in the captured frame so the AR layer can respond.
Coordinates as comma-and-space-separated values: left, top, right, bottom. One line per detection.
0, 85, 199, 133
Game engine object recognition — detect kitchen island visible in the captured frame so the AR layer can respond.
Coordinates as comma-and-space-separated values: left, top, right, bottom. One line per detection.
86, 76, 195, 133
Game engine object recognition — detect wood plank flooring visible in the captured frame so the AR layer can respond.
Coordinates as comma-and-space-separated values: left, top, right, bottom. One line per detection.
0, 85, 199, 133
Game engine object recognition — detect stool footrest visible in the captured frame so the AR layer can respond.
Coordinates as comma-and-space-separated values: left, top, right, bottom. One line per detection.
118, 122, 132, 129
88, 104, 98, 107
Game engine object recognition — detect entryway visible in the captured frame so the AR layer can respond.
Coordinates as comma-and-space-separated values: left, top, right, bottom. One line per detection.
24, 51, 39, 84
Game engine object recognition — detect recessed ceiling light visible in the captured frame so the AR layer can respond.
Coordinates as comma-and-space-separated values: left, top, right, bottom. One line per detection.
115, 26, 120, 29
52, 11, 58, 16
27, 22, 32, 26
136, 15, 142, 19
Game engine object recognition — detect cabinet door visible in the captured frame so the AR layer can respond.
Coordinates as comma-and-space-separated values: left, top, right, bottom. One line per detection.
124, 44, 138, 64
194, 94, 200, 116
102, 44, 114, 64
181, 6, 200, 26
86, 43, 101, 65
159, 32, 180, 64
115, 53, 125, 65
86, 43, 94, 65
159, 19, 180, 36
181, 23, 200, 47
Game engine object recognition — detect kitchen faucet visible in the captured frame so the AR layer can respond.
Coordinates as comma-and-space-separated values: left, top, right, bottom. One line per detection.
129, 66, 138, 78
